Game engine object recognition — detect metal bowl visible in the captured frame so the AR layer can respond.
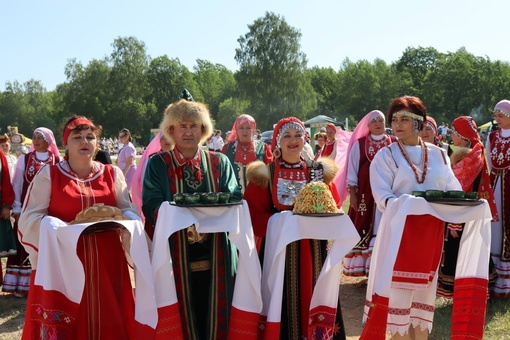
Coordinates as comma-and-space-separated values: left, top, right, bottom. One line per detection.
173, 193, 186, 204
425, 190, 444, 199
201, 192, 219, 204
465, 191, 478, 199
412, 191, 426, 198
218, 192, 231, 203
183, 193, 201, 205
445, 190, 465, 198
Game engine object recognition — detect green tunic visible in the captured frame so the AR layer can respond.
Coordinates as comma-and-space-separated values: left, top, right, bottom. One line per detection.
142, 148, 241, 340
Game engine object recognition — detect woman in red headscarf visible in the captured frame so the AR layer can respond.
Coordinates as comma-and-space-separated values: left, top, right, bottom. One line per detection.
221, 114, 273, 194
437, 116, 498, 298
18, 115, 146, 339
243, 117, 345, 339
3, 127, 61, 297
315, 123, 338, 159
420, 116, 453, 156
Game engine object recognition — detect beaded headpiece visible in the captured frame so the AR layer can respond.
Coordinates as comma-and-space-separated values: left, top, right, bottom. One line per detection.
494, 99, 510, 117
271, 117, 306, 153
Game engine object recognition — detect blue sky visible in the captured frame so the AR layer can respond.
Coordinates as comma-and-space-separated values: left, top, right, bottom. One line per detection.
1, 0, 508, 91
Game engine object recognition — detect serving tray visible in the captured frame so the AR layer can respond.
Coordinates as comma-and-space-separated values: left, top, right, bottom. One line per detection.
170, 201, 243, 208
425, 198, 483, 206
293, 212, 344, 217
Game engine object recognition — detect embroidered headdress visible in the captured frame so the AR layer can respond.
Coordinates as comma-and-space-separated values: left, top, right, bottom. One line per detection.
271, 117, 306, 158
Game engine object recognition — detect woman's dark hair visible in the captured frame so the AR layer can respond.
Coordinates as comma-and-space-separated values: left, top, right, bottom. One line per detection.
119, 128, 132, 142
388, 96, 427, 131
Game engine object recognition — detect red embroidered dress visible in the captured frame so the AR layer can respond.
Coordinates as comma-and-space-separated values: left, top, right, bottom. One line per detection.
343, 134, 395, 277
19, 162, 138, 340
488, 129, 510, 297
3, 151, 59, 296
244, 159, 346, 339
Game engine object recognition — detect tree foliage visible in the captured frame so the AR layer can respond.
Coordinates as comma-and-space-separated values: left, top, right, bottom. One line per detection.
235, 12, 317, 130
3, 29, 510, 144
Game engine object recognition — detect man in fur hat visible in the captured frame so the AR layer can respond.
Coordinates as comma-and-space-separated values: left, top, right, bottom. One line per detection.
142, 99, 242, 339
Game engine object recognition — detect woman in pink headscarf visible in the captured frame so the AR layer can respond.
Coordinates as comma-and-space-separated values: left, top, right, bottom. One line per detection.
436, 116, 498, 298
3, 127, 60, 297
339, 110, 396, 277
221, 114, 273, 194
487, 99, 510, 297
315, 123, 338, 159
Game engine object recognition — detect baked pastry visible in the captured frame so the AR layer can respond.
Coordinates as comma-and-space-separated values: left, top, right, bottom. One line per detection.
292, 182, 340, 214
70, 203, 128, 224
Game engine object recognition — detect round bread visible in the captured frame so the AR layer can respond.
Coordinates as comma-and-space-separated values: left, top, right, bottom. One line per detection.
70, 203, 126, 224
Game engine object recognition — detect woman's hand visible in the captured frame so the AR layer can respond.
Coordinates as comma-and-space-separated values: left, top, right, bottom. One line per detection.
1, 206, 10, 219
348, 186, 358, 211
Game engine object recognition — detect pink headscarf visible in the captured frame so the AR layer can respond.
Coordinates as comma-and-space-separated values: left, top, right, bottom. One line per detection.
334, 110, 384, 205
425, 116, 438, 135
131, 131, 166, 221
494, 99, 510, 117
30, 127, 60, 158
226, 114, 257, 143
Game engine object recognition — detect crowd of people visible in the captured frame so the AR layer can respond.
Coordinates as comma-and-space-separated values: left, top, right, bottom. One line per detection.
0, 91, 508, 340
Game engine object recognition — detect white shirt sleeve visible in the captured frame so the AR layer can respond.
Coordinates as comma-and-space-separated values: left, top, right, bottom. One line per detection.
346, 140, 361, 187
12, 155, 26, 213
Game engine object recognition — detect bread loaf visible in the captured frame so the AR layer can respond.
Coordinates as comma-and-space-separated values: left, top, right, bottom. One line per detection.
70, 203, 127, 224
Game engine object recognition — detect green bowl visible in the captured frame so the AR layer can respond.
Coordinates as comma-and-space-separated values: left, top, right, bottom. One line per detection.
445, 190, 465, 198
218, 192, 231, 203
173, 193, 186, 204
183, 193, 201, 205
412, 191, 426, 198
425, 190, 444, 199
201, 192, 219, 204
465, 191, 478, 199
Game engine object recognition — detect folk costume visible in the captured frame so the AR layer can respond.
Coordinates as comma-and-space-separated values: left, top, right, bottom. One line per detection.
143, 147, 242, 339
221, 114, 273, 194
437, 116, 498, 298
243, 117, 346, 339
315, 123, 338, 160
0, 152, 15, 258
3, 128, 60, 296
340, 110, 396, 277
423, 116, 453, 156
19, 161, 145, 339
362, 103, 490, 340
487, 99, 510, 297
142, 145, 242, 338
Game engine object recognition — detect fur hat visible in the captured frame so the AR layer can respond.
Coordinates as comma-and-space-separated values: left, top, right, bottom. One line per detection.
160, 99, 213, 146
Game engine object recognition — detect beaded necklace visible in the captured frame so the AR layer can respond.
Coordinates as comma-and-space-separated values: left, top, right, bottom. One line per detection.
396, 138, 428, 184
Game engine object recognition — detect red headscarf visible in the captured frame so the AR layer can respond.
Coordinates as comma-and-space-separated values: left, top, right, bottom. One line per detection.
452, 116, 480, 147
271, 117, 306, 154
326, 123, 337, 133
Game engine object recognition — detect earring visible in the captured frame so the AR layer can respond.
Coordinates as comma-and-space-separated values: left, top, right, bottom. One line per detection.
273, 148, 281, 159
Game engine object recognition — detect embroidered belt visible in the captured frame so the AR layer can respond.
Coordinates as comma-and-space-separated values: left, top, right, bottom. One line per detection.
190, 260, 211, 272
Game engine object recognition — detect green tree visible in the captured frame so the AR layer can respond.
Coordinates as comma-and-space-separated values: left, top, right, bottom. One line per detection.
146, 56, 198, 123
215, 97, 250, 133
306, 66, 340, 117
235, 12, 317, 130
395, 46, 442, 97
193, 59, 236, 121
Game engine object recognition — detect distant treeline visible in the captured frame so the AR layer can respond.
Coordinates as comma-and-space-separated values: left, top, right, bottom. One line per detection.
1, 12, 509, 145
